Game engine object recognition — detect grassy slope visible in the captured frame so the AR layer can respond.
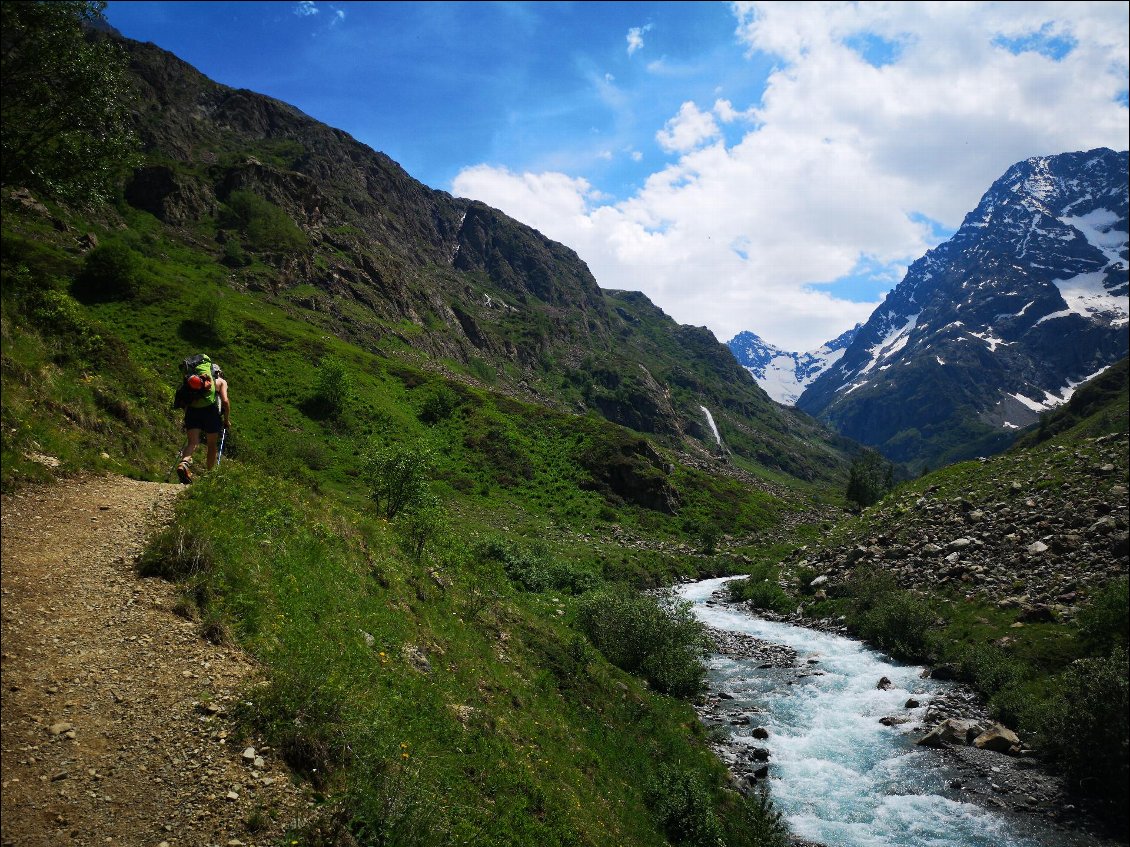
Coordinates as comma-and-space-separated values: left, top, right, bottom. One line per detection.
2, 190, 815, 845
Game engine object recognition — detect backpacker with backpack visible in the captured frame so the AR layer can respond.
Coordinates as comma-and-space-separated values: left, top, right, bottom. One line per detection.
174, 353, 219, 411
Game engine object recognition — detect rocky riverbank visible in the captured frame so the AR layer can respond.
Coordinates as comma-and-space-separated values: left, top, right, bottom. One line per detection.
693, 588, 1125, 847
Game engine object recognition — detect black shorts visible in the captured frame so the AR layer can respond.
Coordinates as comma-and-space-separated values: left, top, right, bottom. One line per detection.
184, 404, 223, 435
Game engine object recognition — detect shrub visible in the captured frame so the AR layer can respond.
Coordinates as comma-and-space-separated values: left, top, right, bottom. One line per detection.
220, 190, 306, 253
957, 642, 1027, 697
645, 764, 724, 847
417, 382, 458, 424
854, 590, 937, 659
363, 441, 435, 519
1077, 577, 1129, 657
393, 495, 446, 562
575, 589, 708, 698
312, 356, 354, 420
74, 241, 142, 301
845, 449, 893, 508
221, 238, 248, 268
191, 290, 227, 344
1033, 648, 1129, 836
472, 539, 599, 594
727, 789, 788, 847
843, 566, 939, 659
727, 566, 793, 614
954, 642, 1033, 727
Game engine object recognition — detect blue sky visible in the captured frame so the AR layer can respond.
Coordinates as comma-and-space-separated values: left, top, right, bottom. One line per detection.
104, 1, 1129, 351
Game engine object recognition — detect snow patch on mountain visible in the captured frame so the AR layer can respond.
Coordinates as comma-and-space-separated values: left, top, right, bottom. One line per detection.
726, 326, 859, 405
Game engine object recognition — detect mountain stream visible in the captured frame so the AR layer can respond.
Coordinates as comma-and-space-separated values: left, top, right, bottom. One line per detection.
678, 577, 1112, 847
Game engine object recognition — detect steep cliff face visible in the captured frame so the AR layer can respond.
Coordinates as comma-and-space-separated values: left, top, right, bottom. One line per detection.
109, 35, 851, 483
797, 149, 1129, 471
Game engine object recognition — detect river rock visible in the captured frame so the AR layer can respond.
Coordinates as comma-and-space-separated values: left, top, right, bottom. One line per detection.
973, 724, 1021, 754
917, 718, 982, 748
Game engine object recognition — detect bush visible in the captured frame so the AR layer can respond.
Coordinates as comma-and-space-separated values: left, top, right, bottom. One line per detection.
191, 290, 227, 344
843, 566, 939, 659
417, 382, 458, 424
220, 190, 306, 253
854, 590, 937, 659
393, 495, 446, 562
74, 242, 142, 301
472, 539, 597, 594
312, 356, 354, 420
845, 449, 893, 508
221, 238, 248, 268
726, 789, 788, 847
955, 642, 1033, 727
1033, 649, 1129, 836
645, 764, 725, 847
1077, 577, 1129, 657
575, 589, 708, 698
727, 566, 793, 614
363, 441, 435, 519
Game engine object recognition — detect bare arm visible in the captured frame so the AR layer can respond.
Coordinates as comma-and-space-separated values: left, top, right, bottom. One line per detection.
218, 379, 231, 428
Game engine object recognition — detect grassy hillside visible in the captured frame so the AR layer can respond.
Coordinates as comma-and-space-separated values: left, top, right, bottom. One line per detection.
1, 124, 830, 846
13, 9, 1120, 844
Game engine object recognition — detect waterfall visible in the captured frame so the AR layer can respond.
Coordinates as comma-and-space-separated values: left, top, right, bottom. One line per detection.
700, 405, 723, 449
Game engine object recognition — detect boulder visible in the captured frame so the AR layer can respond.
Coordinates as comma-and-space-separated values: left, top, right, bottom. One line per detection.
973, 724, 1021, 754
917, 718, 982, 747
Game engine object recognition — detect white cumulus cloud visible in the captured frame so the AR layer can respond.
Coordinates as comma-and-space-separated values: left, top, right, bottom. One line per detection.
453, 2, 1129, 351
656, 102, 721, 154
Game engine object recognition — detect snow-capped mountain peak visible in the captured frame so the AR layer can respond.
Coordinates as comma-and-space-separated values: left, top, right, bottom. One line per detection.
727, 325, 860, 405
794, 147, 1128, 471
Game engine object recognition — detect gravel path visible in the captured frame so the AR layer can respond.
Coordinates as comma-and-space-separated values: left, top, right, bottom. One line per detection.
1, 475, 311, 847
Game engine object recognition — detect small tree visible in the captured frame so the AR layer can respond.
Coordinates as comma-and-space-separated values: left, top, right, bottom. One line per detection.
312, 356, 354, 420
364, 442, 436, 520
1, 1, 139, 204
194, 290, 227, 343
74, 241, 141, 301
393, 494, 446, 562
575, 589, 709, 698
645, 764, 726, 847
220, 190, 306, 254
845, 449, 893, 508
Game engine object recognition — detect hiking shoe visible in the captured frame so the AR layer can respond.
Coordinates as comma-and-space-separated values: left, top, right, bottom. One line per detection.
176, 462, 193, 485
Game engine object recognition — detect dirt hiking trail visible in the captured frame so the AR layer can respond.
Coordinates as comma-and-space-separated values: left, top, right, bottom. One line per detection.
1, 475, 310, 847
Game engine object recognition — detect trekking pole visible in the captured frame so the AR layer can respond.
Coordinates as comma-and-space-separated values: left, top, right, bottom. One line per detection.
217, 428, 227, 466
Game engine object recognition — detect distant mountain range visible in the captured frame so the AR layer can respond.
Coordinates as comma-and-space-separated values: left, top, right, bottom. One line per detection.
733, 148, 1129, 472
727, 326, 859, 405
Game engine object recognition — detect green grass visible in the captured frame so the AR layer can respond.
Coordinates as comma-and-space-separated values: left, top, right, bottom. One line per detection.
138, 464, 787, 845
2, 191, 806, 845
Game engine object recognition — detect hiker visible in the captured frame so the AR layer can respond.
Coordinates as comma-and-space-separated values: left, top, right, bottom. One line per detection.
174, 358, 230, 484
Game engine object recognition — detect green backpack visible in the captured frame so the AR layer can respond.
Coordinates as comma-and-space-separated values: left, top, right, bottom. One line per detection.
180, 353, 218, 409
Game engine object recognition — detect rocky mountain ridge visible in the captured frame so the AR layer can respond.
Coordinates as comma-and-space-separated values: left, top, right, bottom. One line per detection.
796, 148, 1129, 473
109, 33, 854, 485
